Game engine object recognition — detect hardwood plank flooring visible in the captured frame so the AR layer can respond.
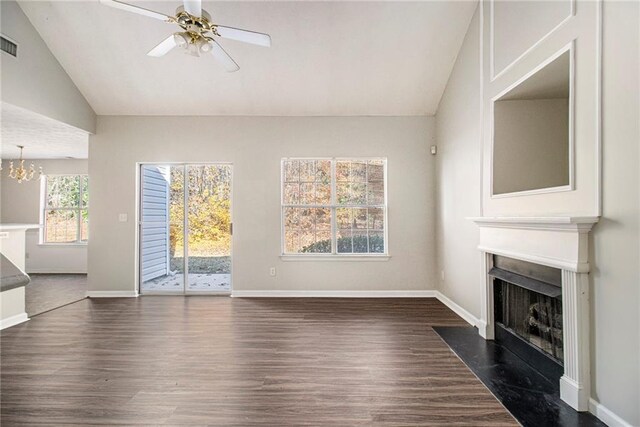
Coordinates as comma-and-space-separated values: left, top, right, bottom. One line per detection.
25, 274, 87, 317
1, 297, 517, 426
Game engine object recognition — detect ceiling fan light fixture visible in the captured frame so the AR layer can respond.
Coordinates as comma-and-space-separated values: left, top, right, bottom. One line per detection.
101, 0, 271, 70
198, 38, 212, 54
186, 41, 201, 57
174, 32, 189, 48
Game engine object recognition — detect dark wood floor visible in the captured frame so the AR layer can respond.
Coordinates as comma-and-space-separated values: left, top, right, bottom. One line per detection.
26, 274, 87, 316
1, 297, 517, 426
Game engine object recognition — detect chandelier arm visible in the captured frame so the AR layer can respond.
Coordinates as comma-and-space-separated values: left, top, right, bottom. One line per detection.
4, 146, 43, 183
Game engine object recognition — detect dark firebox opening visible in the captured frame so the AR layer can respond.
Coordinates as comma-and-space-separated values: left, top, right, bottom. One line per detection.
494, 278, 564, 364
489, 255, 564, 382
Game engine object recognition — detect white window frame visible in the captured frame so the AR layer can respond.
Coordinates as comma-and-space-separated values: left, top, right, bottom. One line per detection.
280, 157, 389, 259
39, 174, 89, 245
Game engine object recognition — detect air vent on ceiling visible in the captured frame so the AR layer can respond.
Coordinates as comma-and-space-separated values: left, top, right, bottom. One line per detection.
1, 36, 18, 57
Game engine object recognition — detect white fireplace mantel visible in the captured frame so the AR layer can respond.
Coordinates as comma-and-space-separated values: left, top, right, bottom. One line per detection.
469, 215, 599, 412
470, 216, 599, 273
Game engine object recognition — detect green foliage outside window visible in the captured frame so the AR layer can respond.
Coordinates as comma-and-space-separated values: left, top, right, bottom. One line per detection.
169, 165, 231, 258
44, 175, 88, 243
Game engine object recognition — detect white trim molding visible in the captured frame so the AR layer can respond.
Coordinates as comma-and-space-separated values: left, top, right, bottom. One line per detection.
87, 291, 139, 298
232, 290, 436, 298
559, 269, 591, 411
589, 398, 634, 427
470, 216, 598, 272
280, 255, 390, 262
434, 291, 479, 327
471, 215, 598, 412
0, 312, 29, 330
482, 0, 602, 218
232, 290, 480, 328
27, 269, 88, 274
489, 42, 575, 199
478, 252, 495, 339
489, 0, 575, 81
470, 216, 599, 231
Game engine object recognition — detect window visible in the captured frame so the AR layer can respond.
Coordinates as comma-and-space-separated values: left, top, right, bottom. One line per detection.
282, 158, 387, 256
41, 175, 89, 244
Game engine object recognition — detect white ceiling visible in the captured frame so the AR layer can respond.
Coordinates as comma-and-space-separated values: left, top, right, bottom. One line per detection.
18, 1, 477, 116
1, 103, 89, 159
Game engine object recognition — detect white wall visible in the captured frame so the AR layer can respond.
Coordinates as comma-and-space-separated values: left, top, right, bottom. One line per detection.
89, 116, 436, 294
435, 6, 482, 320
0, 159, 88, 274
0, 1, 95, 133
435, 0, 639, 424
590, 0, 639, 424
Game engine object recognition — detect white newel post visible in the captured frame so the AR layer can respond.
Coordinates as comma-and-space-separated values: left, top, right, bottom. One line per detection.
470, 216, 598, 412
559, 269, 591, 411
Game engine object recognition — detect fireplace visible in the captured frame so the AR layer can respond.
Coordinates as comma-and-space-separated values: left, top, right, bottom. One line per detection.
491, 255, 564, 381
471, 216, 598, 411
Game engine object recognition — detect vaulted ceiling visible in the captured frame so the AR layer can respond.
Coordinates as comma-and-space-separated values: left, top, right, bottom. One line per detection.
18, 1, 477, 116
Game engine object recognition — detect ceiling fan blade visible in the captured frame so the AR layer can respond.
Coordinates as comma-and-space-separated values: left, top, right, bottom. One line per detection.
215, 26, 271, 47
99, 0, 172, 21
147, 34, 178, 57
209, 40, 240, 72
183, 0, 201, 17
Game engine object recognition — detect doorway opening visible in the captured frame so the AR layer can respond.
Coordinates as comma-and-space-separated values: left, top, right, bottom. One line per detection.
139, 163, 232, 295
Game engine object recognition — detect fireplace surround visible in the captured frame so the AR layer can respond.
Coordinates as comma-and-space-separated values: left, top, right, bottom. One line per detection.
471, 216, 599, 412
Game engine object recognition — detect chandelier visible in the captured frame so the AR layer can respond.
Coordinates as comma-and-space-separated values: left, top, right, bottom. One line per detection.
1, 145, 43, 183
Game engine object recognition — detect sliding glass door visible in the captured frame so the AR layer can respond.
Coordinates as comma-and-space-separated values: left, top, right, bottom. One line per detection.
139, 163, 232, 294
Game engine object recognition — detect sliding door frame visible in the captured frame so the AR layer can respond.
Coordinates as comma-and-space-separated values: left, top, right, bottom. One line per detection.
137, 162, 234, 296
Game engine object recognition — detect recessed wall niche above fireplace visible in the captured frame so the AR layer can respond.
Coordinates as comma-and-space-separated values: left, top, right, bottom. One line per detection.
491, 47, 572, 197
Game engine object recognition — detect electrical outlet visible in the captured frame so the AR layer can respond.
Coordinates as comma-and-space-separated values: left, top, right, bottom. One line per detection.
269, 267, 276, 277
118, 213, 128, 222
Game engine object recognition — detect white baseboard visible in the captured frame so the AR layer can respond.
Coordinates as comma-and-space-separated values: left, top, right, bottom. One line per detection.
27, 269, 87, 274
0, 313, 29, 330
434, 291, 479, 327
87, 291, 139, 298
231, 290, 479, 327
589, 398, 633, 427
560, 375, 589, 411
232, 290, 438, 298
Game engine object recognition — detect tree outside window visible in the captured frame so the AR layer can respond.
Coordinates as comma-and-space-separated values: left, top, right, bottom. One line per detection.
282, 158, 387, 255
42, 175, 88, 244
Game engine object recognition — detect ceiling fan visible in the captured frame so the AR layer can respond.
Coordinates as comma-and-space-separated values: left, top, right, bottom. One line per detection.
99, 0, 271, 72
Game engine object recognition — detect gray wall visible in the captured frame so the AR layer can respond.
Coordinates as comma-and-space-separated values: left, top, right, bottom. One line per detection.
0, 1, 95, 132
435, 6, 482, 320
435, 1, 639, 424
89, 116, 437, 294
0, 159, 88, 273
493, 98, 569, 195
590, 0, 639, 422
